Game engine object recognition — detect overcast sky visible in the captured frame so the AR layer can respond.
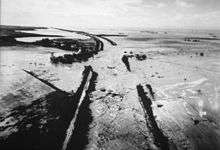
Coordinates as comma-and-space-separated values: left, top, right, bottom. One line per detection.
1, 0, 220, 29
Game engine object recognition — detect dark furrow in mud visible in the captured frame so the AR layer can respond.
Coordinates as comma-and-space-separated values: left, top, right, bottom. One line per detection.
95, 35, 117, 46
48, 28, 104, 64
53, 28, 91, 37
121, 52, 147, 72
54, 27, 108, 50
0, 66, 95, 150
136, 84, 170, 150
66, 69, 98, 150
121, 55, 131, 71
95, 34, 127, 37
62, 65, 96, 150
74, 66, 95, 101
146, 84, 155, 99
23, 69, 68, 94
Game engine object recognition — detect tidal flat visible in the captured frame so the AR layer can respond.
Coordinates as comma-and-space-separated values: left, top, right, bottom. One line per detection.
1, 25, 220, 150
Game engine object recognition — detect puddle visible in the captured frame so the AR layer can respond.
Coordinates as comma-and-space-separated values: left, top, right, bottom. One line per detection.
17, 28, 89, 39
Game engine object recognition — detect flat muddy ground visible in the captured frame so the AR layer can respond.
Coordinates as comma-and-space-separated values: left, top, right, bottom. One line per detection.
0, 26, 220, 150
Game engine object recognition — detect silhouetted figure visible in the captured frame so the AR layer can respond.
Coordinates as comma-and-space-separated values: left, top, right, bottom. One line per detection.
122, 55, 131, 72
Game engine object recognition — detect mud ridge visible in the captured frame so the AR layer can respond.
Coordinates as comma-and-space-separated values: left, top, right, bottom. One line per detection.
65, 67, 98, 150
74, 66, 95, 100
137, 84, 170, 150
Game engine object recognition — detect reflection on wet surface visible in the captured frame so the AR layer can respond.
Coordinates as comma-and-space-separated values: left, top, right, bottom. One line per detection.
17, 28, 89, 39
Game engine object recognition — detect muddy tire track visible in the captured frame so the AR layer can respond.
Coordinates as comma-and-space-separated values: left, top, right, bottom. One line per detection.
137, 84, 170, 150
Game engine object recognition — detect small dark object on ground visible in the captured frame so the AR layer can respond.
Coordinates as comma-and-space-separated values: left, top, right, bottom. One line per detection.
135, 54, 147, 61
107, 66, 116, 69
157, 104, 163, 108
100, 88, 106, 92
200, 52, 204, 56
197, 89, 202, 94
194, 119, 200, 125
157, 76, 164, 78
121, 55, 131, 72
50, 51, 99, 64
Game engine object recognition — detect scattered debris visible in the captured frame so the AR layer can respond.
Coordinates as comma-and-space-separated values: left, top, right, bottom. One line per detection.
184, 38, 200, 42
135, 54, 147, 61
50, 52, 98, 64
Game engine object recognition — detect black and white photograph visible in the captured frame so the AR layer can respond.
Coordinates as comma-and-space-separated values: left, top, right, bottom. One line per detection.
0, 0, 220, 150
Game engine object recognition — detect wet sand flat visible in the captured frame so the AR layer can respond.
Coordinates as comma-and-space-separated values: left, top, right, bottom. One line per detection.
0, 26, 220, 150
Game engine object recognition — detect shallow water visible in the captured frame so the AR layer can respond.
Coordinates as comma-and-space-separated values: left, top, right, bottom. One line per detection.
17, 28, 89, 39
15, 36, 77, 42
